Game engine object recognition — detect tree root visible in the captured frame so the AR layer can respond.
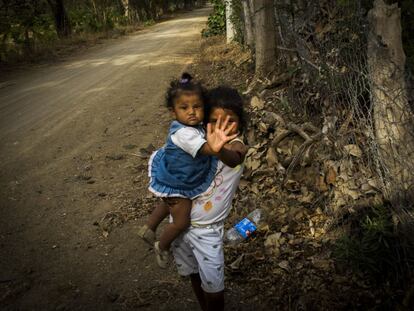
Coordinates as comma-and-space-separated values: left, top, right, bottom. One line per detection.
269, 119, 323, 182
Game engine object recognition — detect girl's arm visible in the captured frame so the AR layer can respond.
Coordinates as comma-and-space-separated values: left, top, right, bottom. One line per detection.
219, 140, 248, 168
202, 142, 247, 168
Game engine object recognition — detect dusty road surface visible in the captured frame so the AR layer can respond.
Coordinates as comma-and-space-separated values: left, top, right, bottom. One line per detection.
0, 6, 242, 311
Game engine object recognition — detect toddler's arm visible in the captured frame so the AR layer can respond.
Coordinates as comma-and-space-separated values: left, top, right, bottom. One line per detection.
170, 127, 207, 158
170, 116, 246, 167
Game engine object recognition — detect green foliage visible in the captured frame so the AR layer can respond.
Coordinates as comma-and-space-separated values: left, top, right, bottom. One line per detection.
144, 19, 156, 27
0, 1, 188, 64
333, 205, 412, 283
70, 9, 98, 33
0, 1, 58, 62
202, 0, 225, 37
230, 0, 244, 44
69, 7, 126, 33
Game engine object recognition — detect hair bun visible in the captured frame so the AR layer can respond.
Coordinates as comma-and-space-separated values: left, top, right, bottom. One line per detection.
180, 72, 193, 84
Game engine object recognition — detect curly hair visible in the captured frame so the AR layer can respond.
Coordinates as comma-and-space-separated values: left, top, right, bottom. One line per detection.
205, 86, 247, 133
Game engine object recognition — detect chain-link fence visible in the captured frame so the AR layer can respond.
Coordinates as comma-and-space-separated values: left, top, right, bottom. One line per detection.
237, 0, 414, 226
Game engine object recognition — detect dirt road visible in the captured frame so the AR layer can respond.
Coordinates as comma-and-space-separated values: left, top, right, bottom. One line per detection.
0, 7, 215, 310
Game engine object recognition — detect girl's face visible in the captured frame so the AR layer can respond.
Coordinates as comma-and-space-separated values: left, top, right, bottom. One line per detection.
172, 93, 204, 126
209, 107, 240, 135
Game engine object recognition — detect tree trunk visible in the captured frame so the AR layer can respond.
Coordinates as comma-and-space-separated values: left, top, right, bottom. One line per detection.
23, 28, 33, 53
151, 1, 158, 20
184, 0, 192, 10
248, 0, 255, 36
48, 0, 72, 38
242, 0, 254, 48
121, 0, 130, 19
254, 0, 277, 76
162, 0, 169, 14
226, 0, 235, 43
367, 0, 414, 203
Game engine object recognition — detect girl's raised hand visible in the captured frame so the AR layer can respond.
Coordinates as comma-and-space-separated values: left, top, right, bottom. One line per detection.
206, 115, 238, 154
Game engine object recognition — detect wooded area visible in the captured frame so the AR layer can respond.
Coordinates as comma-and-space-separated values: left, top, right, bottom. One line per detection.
0, 0, 204, 63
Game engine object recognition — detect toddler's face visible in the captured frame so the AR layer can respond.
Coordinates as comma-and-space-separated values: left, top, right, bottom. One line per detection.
209, 108, 240, 135
172, 94, 204, 126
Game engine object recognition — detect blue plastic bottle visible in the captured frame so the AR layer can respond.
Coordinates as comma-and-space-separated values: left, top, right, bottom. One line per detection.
225, 209, 262, 245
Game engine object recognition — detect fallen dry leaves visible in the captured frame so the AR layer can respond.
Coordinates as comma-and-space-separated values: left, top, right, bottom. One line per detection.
189, 37, 393, 309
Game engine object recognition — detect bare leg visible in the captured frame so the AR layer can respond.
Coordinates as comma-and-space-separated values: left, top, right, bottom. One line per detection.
190, 274, 224, 311
205, 291, 224, 311
146, 200, 170, 232
190, 274, 207, 311
158, 198, 191, 251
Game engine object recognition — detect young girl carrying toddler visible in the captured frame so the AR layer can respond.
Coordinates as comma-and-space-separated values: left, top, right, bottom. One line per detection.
138, 73, 238, 268
144, 85, 248, 310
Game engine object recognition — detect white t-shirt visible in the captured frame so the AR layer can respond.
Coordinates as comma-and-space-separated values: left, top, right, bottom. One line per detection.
191, 154, 244, 226
171, 126, 206, 158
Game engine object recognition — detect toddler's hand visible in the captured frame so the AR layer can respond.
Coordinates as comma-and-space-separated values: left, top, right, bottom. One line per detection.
206, 115, 238, 154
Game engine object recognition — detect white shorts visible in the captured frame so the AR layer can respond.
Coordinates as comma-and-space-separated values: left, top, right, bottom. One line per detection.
171, 223, 225, 293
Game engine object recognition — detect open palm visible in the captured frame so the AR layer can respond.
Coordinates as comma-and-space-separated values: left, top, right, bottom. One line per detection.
206, 115, 238, 153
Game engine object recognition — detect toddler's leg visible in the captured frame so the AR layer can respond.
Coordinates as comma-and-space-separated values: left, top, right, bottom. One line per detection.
146, 200, 170, 232
138, 200, 170, 246
158, 198, 191, 251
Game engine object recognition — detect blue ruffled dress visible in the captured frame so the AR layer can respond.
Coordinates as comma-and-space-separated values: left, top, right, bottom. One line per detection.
148, 121, 218, 199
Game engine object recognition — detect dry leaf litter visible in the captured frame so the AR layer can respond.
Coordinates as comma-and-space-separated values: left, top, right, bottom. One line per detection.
188, 36, 400, 310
